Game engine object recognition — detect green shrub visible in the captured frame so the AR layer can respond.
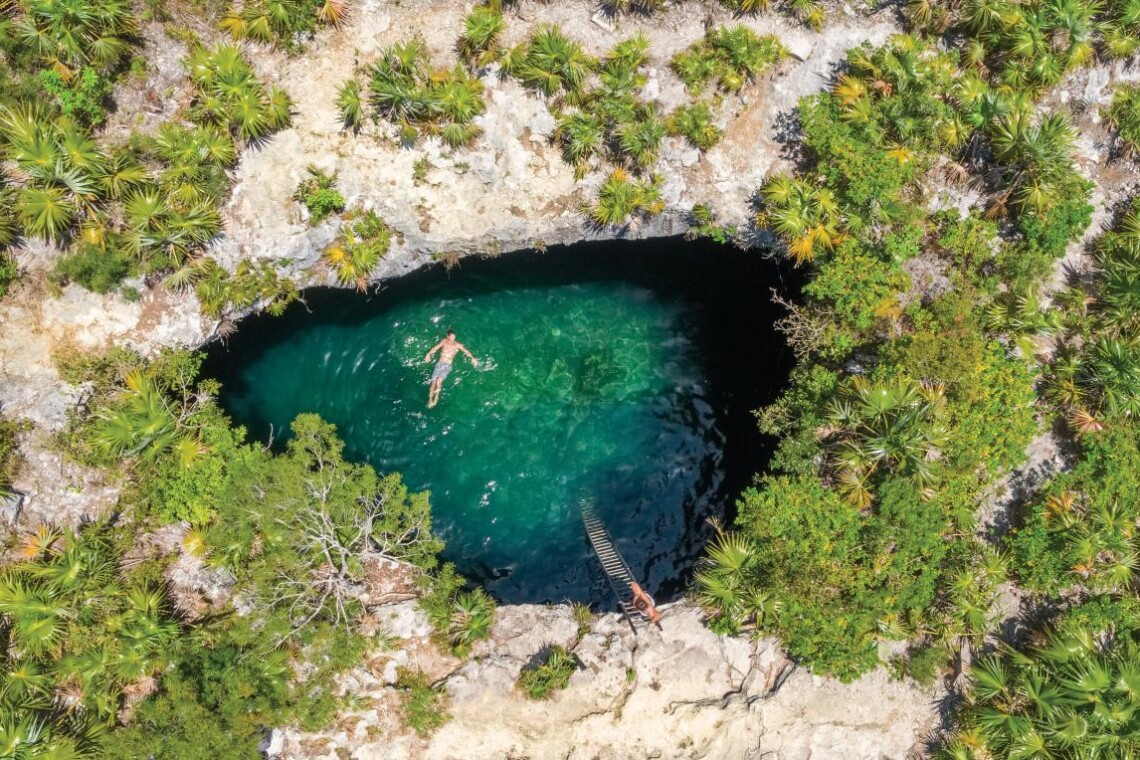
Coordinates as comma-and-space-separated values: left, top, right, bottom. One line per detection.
396, 669, 449, 735
186, 44, 292, 142
667, 102, 723, 149
51, 244, 134, 293
517, 646, 579, 700
220, 0, 346, 48
0, 525, 182, 756
0, 418, 22, 492
294, 166, 346, 224
503, 25, 595, 97
937, 611, 1140, 758
720, 0, 824, 28
183, 258, 300, 318
685, 203, 735, 244
336, 79, 365, 131
323, 208, 391, 290
1008, 422, 1140, 595
458, 7, 505, 66
39, 67, 111, 126
0, 251, 18, 299
1106, 83, 1140, 156
671, 26, 787, 94
363, 37, 485, 146
588, 169, 664, 226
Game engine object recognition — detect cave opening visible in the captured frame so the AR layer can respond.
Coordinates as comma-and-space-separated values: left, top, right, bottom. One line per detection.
205, 237, 794, 607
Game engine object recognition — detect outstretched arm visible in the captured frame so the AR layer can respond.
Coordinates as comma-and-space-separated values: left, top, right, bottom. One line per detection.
458, 343, 477, 365
424, 341, 443, 362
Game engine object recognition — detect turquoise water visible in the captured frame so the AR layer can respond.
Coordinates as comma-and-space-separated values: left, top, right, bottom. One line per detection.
207, 239, 790, 605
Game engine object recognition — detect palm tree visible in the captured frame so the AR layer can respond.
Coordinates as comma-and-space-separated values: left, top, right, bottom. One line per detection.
92, 370, 184, 463
1084, 336, 1140, 419
939, 621, 1140, 758
755, 175, 843, 265
693, 527, 776, 633
336, 79, 365, 131
589, 169, 664, 226
824, 377, 947, 504
518, 25, 595, 97
555, 112, 604, 171
457, 7, 505, 65
14, 0, 136, 77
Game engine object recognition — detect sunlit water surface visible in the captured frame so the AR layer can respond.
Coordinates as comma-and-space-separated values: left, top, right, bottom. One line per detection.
207, 239, 790, 605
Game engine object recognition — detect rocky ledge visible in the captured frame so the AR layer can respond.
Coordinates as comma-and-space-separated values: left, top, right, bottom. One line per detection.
268, 597, 940, 760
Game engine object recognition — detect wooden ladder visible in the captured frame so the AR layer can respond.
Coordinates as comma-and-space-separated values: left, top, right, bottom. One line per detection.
581, 503, 646, 631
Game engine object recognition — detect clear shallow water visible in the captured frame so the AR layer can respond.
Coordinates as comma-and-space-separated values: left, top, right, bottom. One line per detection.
206, 238, 791, 606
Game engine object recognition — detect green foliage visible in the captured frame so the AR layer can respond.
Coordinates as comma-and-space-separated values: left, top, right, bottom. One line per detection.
0, 418, 23, 494
906, 0, 1134, 89
937, 611, 1140, 759
685, 203, 736, 244
546, 34, 670, 176
517, 646, 579, 699
505, 25, 595, 97
323, 208, 391, 290
1046, 198, 1140, 431
421, 581, 496, 658
891, 644, 946, 687
822, 377, 947, 508
1008, 422, 1140, 594
336, 78, 365, 131
63, 356, 453, 750
458, 7, 505, 66
359, 36, 485, 146
588, 169, 664, 226
718, 473, 953, 681
51, 244, 134, 294
186, 44, 293, 142
395, 669, 449, 736
0, 252, 19, 300
1106, 82, 1140, 156
220, 0, 347, 48
716, 31, 1094, 685
8, 0, 137, 78
719, 0, 825, 29
0, 525, 181, 756
667, 102, 723, 150
39, 67, 111, 127
756, 174, 845, 266
670, 26, 787, 94
803, 239, 909, 334
293, 165, 346, 225
168, 257, 299, 319
0, 62, 245, 286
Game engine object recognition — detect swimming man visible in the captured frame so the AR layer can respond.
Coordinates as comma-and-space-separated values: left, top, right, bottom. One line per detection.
424, 330, 477, 408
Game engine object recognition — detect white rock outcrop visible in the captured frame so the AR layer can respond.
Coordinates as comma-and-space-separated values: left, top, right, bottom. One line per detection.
273, 602, 939, 760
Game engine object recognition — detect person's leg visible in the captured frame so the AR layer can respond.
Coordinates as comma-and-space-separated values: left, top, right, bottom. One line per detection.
428, 378, 440, 407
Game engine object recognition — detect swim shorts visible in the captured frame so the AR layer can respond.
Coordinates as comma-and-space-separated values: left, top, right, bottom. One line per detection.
431, 361, 453, 381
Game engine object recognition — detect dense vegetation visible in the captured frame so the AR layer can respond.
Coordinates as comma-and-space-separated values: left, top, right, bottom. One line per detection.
1, 0, 1139, 755
0, 348, 487, 755
688, 6, 1140, 756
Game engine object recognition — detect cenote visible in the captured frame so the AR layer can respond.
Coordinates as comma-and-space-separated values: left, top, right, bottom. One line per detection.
205, 237, 793, 607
